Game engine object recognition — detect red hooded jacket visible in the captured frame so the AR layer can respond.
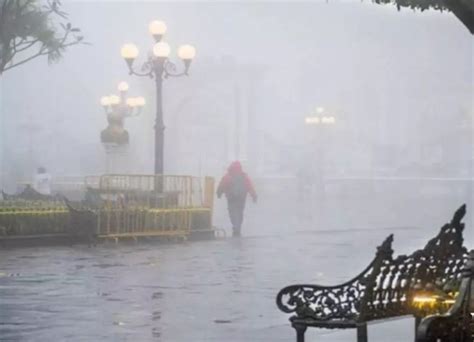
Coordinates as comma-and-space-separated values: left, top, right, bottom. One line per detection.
217, 161, 257, 201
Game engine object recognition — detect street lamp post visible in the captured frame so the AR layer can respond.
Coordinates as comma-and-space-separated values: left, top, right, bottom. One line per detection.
304, 106, 336, 225
100, 81, 145, 173
304, 106, 336, 174
120, 20, 196, 177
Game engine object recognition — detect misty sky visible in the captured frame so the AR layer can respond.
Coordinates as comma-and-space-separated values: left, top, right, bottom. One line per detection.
0, 0, 472, 188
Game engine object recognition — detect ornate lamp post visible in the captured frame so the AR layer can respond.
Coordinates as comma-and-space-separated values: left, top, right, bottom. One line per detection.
100, 82, 145, 174
100, 81, 145, 146
120, 20, 196, 176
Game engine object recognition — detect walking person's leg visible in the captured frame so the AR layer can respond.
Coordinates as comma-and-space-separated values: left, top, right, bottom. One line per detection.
233, 197, 247, 237
227, 199, 239, 236
227, 197, 247, 237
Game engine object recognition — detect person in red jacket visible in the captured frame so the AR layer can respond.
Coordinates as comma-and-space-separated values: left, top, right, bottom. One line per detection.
217, 161, 257, 237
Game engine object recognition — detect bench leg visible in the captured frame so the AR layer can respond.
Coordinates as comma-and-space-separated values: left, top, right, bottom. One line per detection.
414, 316, 421, 342
292, 324, 307, 342
357, 323, 368, 342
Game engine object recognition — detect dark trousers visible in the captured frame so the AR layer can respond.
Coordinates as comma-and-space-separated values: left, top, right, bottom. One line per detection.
227, 196, 247, 236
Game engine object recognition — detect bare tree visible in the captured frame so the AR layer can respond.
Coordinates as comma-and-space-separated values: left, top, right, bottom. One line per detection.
0, 0, 85, 74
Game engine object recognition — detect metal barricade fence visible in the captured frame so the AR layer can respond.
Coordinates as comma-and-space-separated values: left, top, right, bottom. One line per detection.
94, 175, 207, 207
0, 175, 215, 240
0, 200, 68, 236
91, 175, 214, 237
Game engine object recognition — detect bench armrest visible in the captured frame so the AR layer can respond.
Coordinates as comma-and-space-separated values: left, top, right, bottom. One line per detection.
276, 234, 394, 321
276, 281, 367, 320
416, 250, 473, 342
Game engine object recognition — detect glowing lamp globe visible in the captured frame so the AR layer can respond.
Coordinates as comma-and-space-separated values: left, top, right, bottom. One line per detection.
322, 116, 334, 124
121, 44, 139, 60
126, 97, 137, 107
136, 97, 146, 107
178, 44, 196, 61
109, 95, 120, 106
149, 20, 167, 41
305, 117, 320, 125
100, 96, 111, 107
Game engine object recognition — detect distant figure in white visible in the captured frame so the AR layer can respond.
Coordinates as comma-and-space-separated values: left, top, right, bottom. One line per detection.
33, 167, 52, 195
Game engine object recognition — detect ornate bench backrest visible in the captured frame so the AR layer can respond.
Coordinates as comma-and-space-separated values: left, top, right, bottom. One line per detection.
275, 234, 395, 321
361, 205, 468, 321
276, 205, 468, 323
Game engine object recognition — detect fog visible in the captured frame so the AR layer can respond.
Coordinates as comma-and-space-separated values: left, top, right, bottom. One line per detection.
1, 1, 474, 340
0, 1, 473, 238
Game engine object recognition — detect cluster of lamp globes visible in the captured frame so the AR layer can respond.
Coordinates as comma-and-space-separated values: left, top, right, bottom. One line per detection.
305, 107, 336, 125
100, 81, 146, 115
120, 20, 196, 71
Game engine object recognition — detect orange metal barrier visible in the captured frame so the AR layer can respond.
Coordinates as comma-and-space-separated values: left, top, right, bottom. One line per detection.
87, 174, 214, 239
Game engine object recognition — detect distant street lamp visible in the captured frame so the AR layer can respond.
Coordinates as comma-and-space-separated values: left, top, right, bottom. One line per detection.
100, 81, 145, 145
120, 20, 196, 176
304, 107, 336, 126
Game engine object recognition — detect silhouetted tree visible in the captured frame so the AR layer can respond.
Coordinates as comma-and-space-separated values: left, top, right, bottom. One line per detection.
373, 0, 474, 34
0, 0, 84, 74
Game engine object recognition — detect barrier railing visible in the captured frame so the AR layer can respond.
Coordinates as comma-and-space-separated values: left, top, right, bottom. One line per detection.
0, 200, 68, 236
90, 174, 214, 237
90, 174, 209, 208
1, 175, 215, 241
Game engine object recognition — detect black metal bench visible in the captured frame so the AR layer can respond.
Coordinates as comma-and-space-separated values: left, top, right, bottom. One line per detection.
276, 205, 469, 342
416, 250, 473, 342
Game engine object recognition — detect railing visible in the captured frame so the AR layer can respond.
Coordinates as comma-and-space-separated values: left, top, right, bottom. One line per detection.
0, 200, 68, 236
1, 175, 215, 240
90, 174, 212, 208
88, 174, 215, 237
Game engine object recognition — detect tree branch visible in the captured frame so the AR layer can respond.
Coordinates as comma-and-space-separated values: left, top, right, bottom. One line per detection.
0, 0, 85, 74
13, 39, 40, 53
2, 38, 82, 72
3, 48, 48, 72
0, 39, 15, 70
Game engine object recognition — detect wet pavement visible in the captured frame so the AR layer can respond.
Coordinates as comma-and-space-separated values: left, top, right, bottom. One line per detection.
1, 189, 472, 341
0, 220, 458, 342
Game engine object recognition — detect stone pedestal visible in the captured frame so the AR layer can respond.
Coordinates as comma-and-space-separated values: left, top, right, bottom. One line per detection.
103, 143, 131, 174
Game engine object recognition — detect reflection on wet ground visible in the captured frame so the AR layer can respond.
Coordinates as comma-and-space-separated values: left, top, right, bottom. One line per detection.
1, 221, 456, 341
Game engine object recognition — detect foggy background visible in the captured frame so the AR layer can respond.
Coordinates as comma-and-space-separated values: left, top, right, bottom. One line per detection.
0, 2, 473, 341
0, 0, 472, 238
